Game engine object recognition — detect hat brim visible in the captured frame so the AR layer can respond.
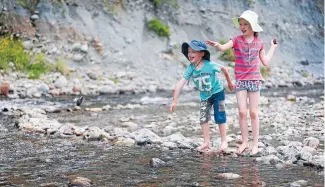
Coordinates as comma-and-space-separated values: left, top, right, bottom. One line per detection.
232, 17, 263, 32
181, 42, 210, 61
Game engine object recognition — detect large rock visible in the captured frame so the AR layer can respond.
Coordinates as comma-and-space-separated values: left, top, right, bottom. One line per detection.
121, 122, 138, 132
276, 143, 302, 162
26, 87, 38, 98
54, 76, 68, 88
84, 127, 109, 141
68, 176, 92, 186
215, 173, 242, 179
163, 125, 178, 136
112, 127, 129, 137
264, 146, 277, 155
130, 128, 161, 144
303, 137, 320, 148
58, 124, 76, 135
256, 155, 283, 165
73, 54, 84, 62
289, 180, 308, 187
165, 132, 186, 143
150, 158, 166, 168
115, 138, 135, 146
23, 41, 34, 50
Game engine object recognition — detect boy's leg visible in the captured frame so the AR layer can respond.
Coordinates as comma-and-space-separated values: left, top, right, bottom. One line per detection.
212, 90, 228, 152
236, 90, 249, 155
196, 121, 211, 151
217, 123, 228, 152
248, 91, 260, 155
197, 100, 212, 152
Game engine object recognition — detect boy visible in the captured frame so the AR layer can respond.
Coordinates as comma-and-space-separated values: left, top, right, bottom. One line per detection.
170, 40, 234, 153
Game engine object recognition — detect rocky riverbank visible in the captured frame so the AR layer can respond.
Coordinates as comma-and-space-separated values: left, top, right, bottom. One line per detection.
1, 88, 323, 171
0, 0, 323, 100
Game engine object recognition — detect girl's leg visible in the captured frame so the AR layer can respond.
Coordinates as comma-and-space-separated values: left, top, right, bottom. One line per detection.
196, 121, 211, 151
217, 123, 228, 152
248, 91, 260, 155
236, 90, 249, 154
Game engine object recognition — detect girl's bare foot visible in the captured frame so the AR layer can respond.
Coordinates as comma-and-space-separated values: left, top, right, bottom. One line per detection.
236, 142, 249, 155
250, 144, 259, 155
196, 142, 211, 152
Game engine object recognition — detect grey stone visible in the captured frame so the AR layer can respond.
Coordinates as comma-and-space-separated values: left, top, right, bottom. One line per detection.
30, 14, 39, 21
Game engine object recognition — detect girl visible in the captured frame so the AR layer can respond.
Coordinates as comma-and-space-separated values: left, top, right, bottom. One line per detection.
206, 10, 278, 155
170, 40, 234, 153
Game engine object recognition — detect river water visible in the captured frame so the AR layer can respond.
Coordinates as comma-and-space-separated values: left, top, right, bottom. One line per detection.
0, 86, 324, 186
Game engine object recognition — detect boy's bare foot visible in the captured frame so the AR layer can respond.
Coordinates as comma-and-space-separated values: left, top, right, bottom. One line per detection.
216, 141, 228, 154
236, 142, 249, 155
196, 142, 211, 152
250, 144, 259, 155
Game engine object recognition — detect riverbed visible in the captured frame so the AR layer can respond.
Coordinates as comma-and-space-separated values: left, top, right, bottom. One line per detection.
0, 86, 324, 186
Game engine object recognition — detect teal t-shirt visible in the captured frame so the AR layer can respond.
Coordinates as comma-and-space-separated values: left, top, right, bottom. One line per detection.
183, 60, 223, 100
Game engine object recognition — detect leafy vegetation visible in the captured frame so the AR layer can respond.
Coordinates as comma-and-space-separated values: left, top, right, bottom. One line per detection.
55, 58, 70, 75
152, 0, 179, 8
147, 18, 170, 37
0, 37, 51, 79
301, 71, 309, 78
247, 0, 255, 6
103, 0, 124, 13
27, 53, 52, 79
17, 0, 40, 12
218, 40, 235, 61
153, 0, 161, 7
260, 66, 271, 78
316, 0, 324, 14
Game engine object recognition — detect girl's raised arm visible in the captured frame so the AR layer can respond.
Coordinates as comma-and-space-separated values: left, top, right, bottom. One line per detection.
259, 39, 278, 66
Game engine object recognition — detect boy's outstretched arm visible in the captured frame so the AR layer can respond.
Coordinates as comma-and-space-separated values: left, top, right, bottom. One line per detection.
206, 40, 234, 52
221, 66, 234, 91
260, 39, 278, 66
170, 78, 187, 113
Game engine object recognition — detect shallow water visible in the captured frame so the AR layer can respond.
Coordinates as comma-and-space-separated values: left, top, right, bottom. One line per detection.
0, 128, 324, 187
0, 86, 324, 186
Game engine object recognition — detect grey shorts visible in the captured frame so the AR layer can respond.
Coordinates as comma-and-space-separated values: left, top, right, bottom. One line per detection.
199, 90, 226, 125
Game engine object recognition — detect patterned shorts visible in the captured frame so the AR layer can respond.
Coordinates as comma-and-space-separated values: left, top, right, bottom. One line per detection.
199, 90, 226, 125
235, 80, 262, 92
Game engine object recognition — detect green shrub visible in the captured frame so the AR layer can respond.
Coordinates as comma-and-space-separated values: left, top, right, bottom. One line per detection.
228, 62, 235, 68
153, 0, 161, 6
316, 0, 324, 14
301, 71, 309, 78
18, 0, 40, 12
152, 0, 179, 8
0, 37, 30, 71
55, 58, 70, 75
147, 18, 170, 37
0, 37, 51, 79
260, 66, 271, 78
168, 0, 179, 8
218, 40, 235, 61
27, 53, 52, 79
247, 0, 255, 5
103, 0, 123, 13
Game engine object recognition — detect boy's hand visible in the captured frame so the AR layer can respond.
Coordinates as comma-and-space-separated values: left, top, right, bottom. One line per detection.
169, 101, 177, 113
228, 82, 235, 92
206, 40, 220, 47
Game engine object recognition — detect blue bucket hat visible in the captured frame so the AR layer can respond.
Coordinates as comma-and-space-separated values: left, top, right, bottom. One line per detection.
181, 40, 210, 61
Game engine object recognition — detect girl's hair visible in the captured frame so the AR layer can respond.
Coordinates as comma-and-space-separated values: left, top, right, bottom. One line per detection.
254, 32, 259, 37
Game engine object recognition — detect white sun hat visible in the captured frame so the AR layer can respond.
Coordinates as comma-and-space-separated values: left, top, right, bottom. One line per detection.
232, 10, 263, 32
